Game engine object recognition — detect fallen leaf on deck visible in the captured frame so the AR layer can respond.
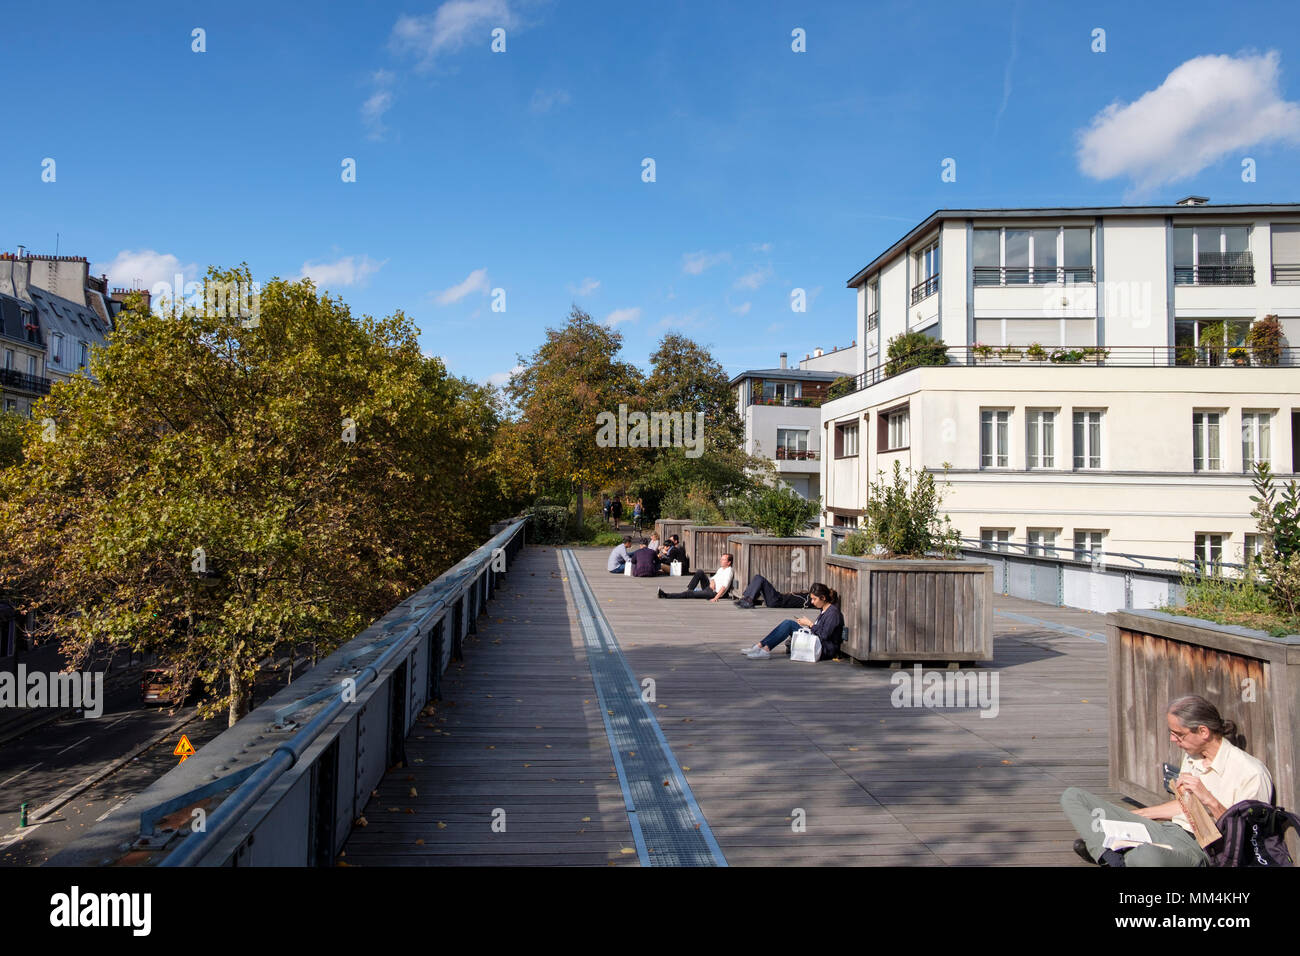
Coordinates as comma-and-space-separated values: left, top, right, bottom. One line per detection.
437, 821, 447, 829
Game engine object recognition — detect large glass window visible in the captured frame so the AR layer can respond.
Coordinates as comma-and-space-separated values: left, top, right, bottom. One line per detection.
981, 410, 1009, 468
1074, 530, 1105, 562
980, 528, 1011, 553
1194, 533, 1224, 573
777, 428, 811, 460
1005, 230, 1030, 284
761, 380, 801, 405
1073, 411, 1102, 469
1027, 528, 1057, 557
974, 226, 1092, 285
1027, 410, 1055, 468
1174, 225, 1254, 284
1242, 412, 1270, 471
1272, 224, 1300, 283
836, 422, 859, 458
886, 409, 909, 450
1193, 411, 1221, 471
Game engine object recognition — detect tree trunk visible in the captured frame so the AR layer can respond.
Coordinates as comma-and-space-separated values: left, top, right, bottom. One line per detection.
575, 481, 584, 538
228, 664, 252, 727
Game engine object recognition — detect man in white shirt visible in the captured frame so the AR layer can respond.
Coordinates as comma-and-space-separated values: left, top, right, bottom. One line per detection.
657, 553, 734, 602
1061, 695, 1273, 866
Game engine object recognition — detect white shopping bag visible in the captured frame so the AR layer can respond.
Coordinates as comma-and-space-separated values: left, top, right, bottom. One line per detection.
623, 561, 633, 576
670, 560, 682, 577
789, 627, 821, 663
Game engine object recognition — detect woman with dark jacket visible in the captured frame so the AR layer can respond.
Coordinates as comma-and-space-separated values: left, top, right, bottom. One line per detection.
741, 583, 843, 660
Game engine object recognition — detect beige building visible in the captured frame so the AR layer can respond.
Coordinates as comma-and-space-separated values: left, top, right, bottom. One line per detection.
821, 199, 1300, 567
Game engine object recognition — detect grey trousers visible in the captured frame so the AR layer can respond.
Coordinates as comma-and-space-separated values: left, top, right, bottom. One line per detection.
1060, 787, 1207, 867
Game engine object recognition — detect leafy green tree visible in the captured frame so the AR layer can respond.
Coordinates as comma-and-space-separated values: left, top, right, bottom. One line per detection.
0, 412, 27, 471
0, 268, 502, 725
502, 307, 644, 532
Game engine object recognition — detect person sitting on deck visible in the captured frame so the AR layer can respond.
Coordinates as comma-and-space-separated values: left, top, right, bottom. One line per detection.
629, 540, 660, 577
607, 535, 632, 573
657, 553, 733, 601
741, 583, 843, 660
658, 535, 688, 574
733, 573, 810, 610
1060, 695, 1273, 867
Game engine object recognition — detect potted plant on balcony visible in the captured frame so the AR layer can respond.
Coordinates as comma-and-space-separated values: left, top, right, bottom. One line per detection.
1025, 342, 1049, 362
1198, 321, 1228, 366
1049, 348, 1085, 364
883, 331, 949, 377
1247, 314, 1283, 367
1081, 346, 1110, 363
1228, 346, 1251, 367
997, 345, 1022, 362
827, 462, 992, 663
972, 343, 994, 364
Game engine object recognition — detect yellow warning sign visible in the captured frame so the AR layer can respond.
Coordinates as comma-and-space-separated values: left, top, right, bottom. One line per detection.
174, 734, 196, 764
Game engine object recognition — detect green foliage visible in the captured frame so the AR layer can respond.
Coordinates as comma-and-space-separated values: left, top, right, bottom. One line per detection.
827, 375, 855, 401
0, 412, 28, 471
1198, 321, 1227, 364
589, 529, 626, 547
734, 483, 820, 537
0, 268, 504, 725
1249, 461, 1300, 618
836, 530, 871, 557
884, 331, 949, 377
1168, 564, 1298, 638
1025, 342, 1048, 360
1049, 348, 1085, 363
526, 506, 570, 544
1248, 314, 1283, 367
860, 461, 961, 558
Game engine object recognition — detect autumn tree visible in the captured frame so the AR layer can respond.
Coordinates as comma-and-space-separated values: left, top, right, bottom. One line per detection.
502, 307, 644, 530
0, 267, 503, 725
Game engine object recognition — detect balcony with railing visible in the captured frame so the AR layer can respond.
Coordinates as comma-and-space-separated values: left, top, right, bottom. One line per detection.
1272, 262, 1300, 284
0, 367, 52, 395
1174, 251, 1254, 285
775, 446, 819, 461
841, 344, 1299, 399
973, 265, 1095, 286
866, 310, 879, 332
909, 274, 939, 305
748, 395, 824, 409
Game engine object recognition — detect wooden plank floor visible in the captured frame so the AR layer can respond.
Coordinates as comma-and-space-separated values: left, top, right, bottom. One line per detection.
342, 545, 1129, 866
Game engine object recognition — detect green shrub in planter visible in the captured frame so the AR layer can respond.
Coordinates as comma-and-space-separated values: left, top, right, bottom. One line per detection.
526, 505, 570, 544
861, 461, 961, 558
734, 484, 821, 537
884, 331, 949, 377
837, 530, 871, 556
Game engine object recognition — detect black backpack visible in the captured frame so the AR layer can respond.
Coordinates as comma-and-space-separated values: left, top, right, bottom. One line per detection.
1205, 801, 1300, 867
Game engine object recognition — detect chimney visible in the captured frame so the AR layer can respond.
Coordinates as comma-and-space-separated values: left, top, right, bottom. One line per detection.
17, 245, 25, 259
111, 287, 152, 311
814, 347, 823, 357
1176, 195, 1209, 206
779, 352, 787, 369
851, 339, 856, 346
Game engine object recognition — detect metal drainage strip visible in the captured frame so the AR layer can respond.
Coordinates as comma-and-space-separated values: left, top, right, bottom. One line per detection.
560, 549, 726, 867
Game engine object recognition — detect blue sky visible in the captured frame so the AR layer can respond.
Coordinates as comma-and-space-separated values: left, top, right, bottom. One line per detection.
5, 0, 1300, 386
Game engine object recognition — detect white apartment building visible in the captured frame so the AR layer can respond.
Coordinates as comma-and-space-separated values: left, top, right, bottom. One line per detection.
821, 199, 1300, 567
732, 344, 857, 499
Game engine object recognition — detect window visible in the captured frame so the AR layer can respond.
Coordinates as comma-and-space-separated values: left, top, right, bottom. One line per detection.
1174, 319, 1251, 366
3, 349, 12, 370
52, 334, 63, 365
79, 341, 89, 368
1174, 225, 1253, 284
27, 354, 37, 377
1027, 529, 1057, 557
1027, 410, 1055, 468
1273, 224, 1300, 284
1242, 411, 1270, 471
867, 278, 880, 331
776, 428, 811, 460
1243, 534, 1265, 564
1074, 530, 1105, 563
1193, 412, 1221, 471
1193, 412, 1225, 472
3, 399, 15, 414
1073, 411, 1102, 469
911, 240, 939, 303
973, 226, 1092, 285
835, 422, 859, 458
1194, 533, 1224, 573
980, 528, 1011, 553
981, 410, 1009, 468
833, 514, 859, 529
885, 408, 909, 451
761, 380, 801, 405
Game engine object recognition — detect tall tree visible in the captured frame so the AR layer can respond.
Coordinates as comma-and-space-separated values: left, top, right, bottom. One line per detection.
502, 307, 643, 529
0, 268, 502, 725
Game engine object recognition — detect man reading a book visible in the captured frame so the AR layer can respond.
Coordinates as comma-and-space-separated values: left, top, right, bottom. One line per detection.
1060, 695, 1273, 866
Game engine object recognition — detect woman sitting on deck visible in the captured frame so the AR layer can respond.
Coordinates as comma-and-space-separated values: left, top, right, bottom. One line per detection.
741, 583, 843, 661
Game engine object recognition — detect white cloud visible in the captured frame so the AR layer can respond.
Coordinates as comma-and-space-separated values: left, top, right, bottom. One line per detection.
299, 255, 387, 289
434, 267, 490, 305
682, 250, 731, 275
569, 277, 600, 296
734, 267, 772, 291
751, 242, 773, 253
730, 302, 752, 316
362, 89, 394, 141
390, 0, 517, 69
530, 88, 571, 113
92, 249, 198, 293
604, 307, 641, 327
1077, 51, 1300, 194
486, 363, 524, 387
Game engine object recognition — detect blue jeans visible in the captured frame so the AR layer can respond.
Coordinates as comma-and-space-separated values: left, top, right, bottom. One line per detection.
760, 619, 802, 650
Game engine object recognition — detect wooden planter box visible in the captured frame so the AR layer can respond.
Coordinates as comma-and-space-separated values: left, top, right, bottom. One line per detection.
823, 555, 994, 663
1107, 609, 1300, 815
683, 525, 752, 576
730, 535, 827, 595
654, 518, 692, 547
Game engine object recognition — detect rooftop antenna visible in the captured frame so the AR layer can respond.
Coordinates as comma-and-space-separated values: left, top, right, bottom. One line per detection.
55, 232, 60, 256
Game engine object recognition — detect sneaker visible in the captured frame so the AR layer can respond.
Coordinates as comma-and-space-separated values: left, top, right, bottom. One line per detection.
740, 644, 758, 655
745, 647, 772, 660
656, 588, 665, 599
735, 600, 755, 609
1072, 838, 1096, 864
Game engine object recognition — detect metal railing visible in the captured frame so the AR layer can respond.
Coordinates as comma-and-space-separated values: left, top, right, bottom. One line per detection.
866, 310, 879, 332
0, 368, 51, 395
839, 346, 1299, 399
749, 396, 823, 408
1272, 263, 1300, 284
973, 265, 1095, 286
775, 447, 819, 461
1174, 252, 1254, 285
910, 274, 939, 304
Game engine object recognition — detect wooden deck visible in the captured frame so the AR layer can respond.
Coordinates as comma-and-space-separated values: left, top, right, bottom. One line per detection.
342, 544, 1127, 866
